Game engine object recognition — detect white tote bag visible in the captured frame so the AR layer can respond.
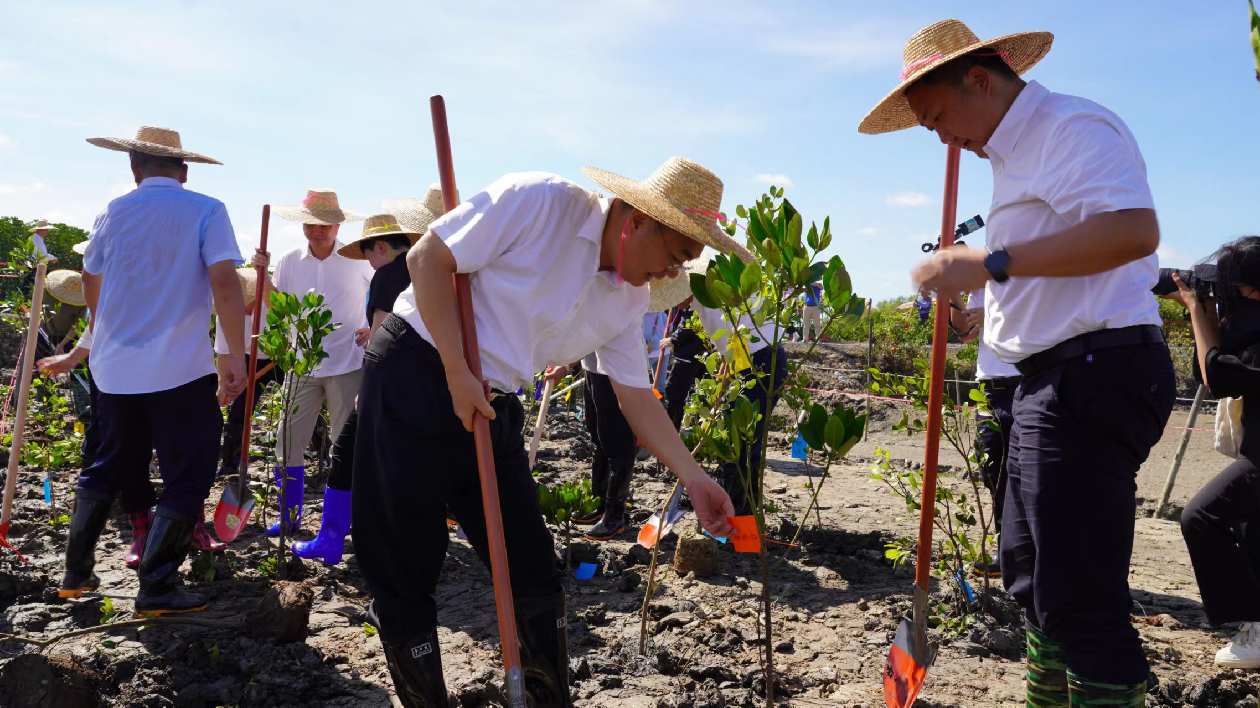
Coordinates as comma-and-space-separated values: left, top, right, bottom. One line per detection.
1215, 397, 1244, 459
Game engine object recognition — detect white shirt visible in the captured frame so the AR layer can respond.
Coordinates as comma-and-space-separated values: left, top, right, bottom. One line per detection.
693, 301, 770, 361
393, 172, 651, 391
83, 177, 241, 394
272, 241, 372, 378
968, 288, 1020, 379
32, 234, 50, 259
982, 80, 1160, 363
214, 306, 270, 360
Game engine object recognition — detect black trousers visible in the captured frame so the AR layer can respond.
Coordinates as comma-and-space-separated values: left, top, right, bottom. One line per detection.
1182, 454, 1260, 626
722, 346, 789, 495
327, 410, 357, 491
583, 370, 636, 461
352, 315, 562, 644
77, 374, 223, 517
220, 355, 281, 468
1000, 342, 1175, 685
664, 357, 705, 430
975, 382, 1016, 534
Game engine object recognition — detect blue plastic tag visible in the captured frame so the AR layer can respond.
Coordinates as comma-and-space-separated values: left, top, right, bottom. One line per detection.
791, 433, 808, 460
702, 529, 727, 544
956, 569, 975, 603
574, 562, 597, 580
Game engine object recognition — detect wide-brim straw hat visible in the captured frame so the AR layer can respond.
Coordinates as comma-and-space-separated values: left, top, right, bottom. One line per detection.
382, 184, 455, 235
29, 219, 52, 233
582, 158, 754, 263
274, 188, 366, 225
648, 254, 712, 313
71, 241, 88, 255
858, 19, 1053, 135
86, 125, 222, 164
212, 267, 260, 315
336, 214, 422, 260
45, 270, 86, 307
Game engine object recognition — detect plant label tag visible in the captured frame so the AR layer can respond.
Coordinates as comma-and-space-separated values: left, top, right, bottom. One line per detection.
455, 525, 467, 541
727, 516, 760, 553
574, 562, 597, 580
74, 422, 84, 435
791, 433, 808, 460
729, 340, 752, 372
43, 479, 51, 504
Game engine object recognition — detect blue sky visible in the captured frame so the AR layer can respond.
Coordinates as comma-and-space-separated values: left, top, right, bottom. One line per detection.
1, 1, 1256, 303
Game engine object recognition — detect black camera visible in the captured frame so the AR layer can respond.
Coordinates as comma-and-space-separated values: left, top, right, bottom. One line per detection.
922, 214, 985, 253
1153, 264, 1217, 300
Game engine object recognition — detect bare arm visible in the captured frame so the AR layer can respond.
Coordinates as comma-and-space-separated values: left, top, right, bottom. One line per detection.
1007, 209, 1159, 278
209, 260, 246, 403
611, 381, 736, 537
409, 232, 495, 430
83, 272, 101, 332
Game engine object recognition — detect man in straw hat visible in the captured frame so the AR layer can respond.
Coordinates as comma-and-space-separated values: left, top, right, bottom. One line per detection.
352, 158, 746, 707
28, 219, 58, 264
61, 125, 246, 617
288, 204, 429, 566
251, 189, 371, 538
861, 20, 1174, 704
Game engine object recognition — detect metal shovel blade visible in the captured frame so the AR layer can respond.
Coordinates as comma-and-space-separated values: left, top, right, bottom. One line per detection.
213, 478, 255, 542
884, 587, 937, 707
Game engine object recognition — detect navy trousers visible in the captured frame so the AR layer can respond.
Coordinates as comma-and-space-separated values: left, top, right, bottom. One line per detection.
976, 382, 1016, 534
1000, 342, 1174, 684
1181, 454, 1260, 626
583, 370, 636, 461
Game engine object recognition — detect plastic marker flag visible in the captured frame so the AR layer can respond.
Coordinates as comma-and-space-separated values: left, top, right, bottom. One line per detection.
43, 478, 50, 504
456, 525, 467, 541
791, 433, 808, 460
637, 486, 687, 549
702, 529, 727, 544
955, 570, 974, 604
727, 516, 761, 553
74, 421, 84, 435
574, 562, 597, 580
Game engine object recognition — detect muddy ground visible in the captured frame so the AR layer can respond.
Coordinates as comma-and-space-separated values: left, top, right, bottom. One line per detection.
0, 342, 1255, 707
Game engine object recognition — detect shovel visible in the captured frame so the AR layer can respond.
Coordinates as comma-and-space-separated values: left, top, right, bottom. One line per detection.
528, 378, 556, 469
0, 263, 49, 562
214, 205, 271, 542
432, 94, 527, 708
884, 145, 961, 708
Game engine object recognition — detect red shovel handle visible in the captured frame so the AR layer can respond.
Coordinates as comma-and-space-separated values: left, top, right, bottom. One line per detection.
236, 205, 270, 499
431, 95, 525, 705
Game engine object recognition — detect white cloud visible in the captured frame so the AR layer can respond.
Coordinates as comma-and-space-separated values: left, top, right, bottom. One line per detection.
756, 174, 793, 187
0, 181, 45, 195
758, 21, 907, 70
857, 227, 878, 236
886, 191, 933, 207
1156, 245, 1196, 267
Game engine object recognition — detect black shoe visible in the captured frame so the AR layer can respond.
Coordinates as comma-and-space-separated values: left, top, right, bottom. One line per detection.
215, 462, 239, 479
571, 452, 607, 525
584, 459, 633, 541
134, 507, 206, 617
59, 488, 114, 598
376, 622, 450, 707
516, 591, 572, 708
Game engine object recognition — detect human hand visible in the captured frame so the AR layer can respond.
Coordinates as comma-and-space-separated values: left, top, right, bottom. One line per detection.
1171, 271, 1198, 310
684, 475, 736, 538
543, 365, 568, 386
218, 354, 247, 406
659, 337, 672, 351
250, 249, 270, 269
36, 353, 75, 376
447, 364, 495, 431
912, 245, 989, 297
354, 327, 370, 346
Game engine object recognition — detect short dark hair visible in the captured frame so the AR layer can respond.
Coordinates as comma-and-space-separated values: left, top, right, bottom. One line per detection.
130, 150, 186, 172
910, 47, 1020, 92
359, 234, 412, 255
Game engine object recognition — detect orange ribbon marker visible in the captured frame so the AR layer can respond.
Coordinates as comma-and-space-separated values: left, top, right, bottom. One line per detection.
727, 515, 761, 553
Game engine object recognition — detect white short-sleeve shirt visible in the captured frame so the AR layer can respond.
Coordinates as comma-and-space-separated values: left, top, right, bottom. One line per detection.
214, 305, 269, 361
392, 172, 651, 391
83, 177, 241, 394
981, 80, 1161, 363
967, 288, 1020, 380
272, 242, 372, 378
693, 301, 770, 360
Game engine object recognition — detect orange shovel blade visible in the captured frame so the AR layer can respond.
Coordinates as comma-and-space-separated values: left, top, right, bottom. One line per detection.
213, 481, 255, 542
883, 618, 929, 707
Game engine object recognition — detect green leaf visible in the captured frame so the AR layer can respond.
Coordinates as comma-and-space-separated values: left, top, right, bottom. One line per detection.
689, 272, 718, 309
735, 204, 748, 219
806, 223, 819, 251
789, 258, 809, 285
786, 213, 802, 251
824, 414, 846, 453
738, 260, 762, 299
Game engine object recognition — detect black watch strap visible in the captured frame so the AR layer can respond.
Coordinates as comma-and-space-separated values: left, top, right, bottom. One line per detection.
984, 249, 1011, 284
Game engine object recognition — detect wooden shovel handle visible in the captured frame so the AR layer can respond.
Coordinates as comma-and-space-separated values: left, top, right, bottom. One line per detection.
236, 206, 270, 498
1, 264, 49, 527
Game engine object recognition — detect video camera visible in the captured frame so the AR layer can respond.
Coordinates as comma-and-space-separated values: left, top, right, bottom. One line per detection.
1153, 264, 1217, 300
922, 214, 985, 253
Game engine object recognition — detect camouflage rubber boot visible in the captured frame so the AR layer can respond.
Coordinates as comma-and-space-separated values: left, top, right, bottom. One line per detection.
1025, 620, 1068, 707
1066, 671, 1145, 707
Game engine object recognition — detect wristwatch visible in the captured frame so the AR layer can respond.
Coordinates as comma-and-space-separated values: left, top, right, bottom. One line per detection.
984, 249, 1011, 284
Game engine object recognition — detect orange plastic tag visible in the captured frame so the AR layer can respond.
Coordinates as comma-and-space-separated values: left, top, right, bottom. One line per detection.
728, 515, 760, 552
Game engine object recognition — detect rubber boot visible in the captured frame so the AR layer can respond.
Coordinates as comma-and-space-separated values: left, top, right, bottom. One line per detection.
1066, 671, 1146, 707
515, 591, 572, 708
266, 465, 304, 537
59, 488, 114, 598
192, 509, 226, 553
217, 417, 243, 478
134, 507, 207, 617
124, 508, 152, 570
584, 459, 633, 541
571, 452, 608, 525
291, 487, 351, 565
369, 602, 451, 708
1025, 620, 1068, 707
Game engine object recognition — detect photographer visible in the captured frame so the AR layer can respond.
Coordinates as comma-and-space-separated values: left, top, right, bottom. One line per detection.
1169, 236, 1260, 669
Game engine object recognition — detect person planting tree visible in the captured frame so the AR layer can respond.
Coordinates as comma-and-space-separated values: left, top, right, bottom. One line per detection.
861, 19, 1174, 706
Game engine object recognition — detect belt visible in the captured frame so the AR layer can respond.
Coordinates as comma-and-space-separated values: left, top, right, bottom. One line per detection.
380, 314, 511, 398
1014, 325, 1165, 378
981, 375, 1023, 390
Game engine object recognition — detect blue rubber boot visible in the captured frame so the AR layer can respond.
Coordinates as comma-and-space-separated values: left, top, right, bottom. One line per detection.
291, 487, 351, 564
266, 465, 304, 537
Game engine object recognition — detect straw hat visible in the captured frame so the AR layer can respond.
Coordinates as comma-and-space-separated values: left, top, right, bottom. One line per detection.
86, 125, 222, 164
858, 19, 1053, 135
274, 189, 366, 225
71, 241, 88, 255
29, 219, 53, 233
44, 270, 86, 307
648, 254, 712, 313
212, 267, 261, 315
382, 184, 455, 235
336, 214, 421, 260
582, 158, 753, 263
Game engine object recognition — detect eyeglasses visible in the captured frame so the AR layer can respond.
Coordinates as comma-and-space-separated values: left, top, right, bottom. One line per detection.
657, 221, 685, 273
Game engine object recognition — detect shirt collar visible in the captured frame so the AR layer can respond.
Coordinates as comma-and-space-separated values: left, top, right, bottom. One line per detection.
579, 196, 614, 246
982, 80, 1049, 165
138, 176, 183, 189
301, 239, 345, 261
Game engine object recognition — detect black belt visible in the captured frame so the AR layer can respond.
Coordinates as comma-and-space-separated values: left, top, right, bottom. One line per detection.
380, 314, 512, 397
1014, 325, 1165, 378
981, 375, 1023, 390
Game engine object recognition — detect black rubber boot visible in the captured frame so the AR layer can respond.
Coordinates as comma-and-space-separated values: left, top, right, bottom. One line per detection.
584, 459, 633, 541
217, 417, 243, 478
372, 609, 451, 708
516, 591, 572, 708
571, 452, 608, 525
59, 488, 114, 598
134, 507, 206, 617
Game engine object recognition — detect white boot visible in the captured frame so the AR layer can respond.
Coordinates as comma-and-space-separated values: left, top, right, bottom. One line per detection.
1216, 622, 1260, 669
